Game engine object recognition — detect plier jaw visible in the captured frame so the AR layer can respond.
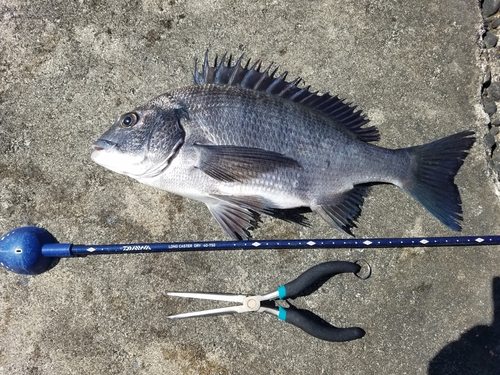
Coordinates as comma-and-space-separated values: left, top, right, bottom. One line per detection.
167, 260, 370, 342
166, 291, 280, 318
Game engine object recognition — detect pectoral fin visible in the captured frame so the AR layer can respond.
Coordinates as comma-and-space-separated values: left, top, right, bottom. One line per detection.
194, 144, 301, 182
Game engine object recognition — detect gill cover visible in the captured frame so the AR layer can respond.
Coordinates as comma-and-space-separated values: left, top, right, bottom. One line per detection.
141, 105, 186, 179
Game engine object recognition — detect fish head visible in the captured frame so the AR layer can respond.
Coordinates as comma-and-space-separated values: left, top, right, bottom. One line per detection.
91, 95, 186, 179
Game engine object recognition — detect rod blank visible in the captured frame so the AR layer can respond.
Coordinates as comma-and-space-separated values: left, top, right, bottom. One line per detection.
59, 235, 500, 256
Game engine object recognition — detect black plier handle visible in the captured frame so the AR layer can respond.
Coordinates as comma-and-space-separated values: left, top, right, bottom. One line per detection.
276, 261, 369, 341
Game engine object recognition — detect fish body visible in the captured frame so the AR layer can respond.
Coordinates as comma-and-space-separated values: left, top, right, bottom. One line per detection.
92, 53, 475, 239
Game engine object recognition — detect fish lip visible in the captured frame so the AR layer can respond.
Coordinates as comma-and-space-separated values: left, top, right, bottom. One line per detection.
92, 139, 115, 151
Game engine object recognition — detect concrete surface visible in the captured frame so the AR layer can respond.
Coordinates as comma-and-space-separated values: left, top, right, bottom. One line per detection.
1, 1, 500, 374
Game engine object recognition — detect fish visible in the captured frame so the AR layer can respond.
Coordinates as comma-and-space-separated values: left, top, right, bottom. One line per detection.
91, 52, 476, 240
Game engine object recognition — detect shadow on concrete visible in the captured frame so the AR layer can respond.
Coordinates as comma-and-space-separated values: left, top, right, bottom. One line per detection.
428, 277, 500, 375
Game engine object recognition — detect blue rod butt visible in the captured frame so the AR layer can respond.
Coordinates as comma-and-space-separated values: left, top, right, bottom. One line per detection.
0, 226, 60, 275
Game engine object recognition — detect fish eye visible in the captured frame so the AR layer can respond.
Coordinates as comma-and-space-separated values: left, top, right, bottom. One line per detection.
121, 112, 139, 128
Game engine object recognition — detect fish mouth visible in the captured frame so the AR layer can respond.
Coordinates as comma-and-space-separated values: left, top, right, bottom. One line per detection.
92, 139, 115, 151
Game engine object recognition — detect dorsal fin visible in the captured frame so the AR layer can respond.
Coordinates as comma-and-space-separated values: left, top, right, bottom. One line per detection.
193, 51, 380, 142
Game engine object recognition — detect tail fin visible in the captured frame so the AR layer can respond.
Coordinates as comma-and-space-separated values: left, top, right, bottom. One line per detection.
401, 130, 475, 231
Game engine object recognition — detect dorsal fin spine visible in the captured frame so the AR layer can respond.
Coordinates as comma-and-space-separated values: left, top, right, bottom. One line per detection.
242, 61, 257, 84
214, 53, 227, 84
288, 86, 309, 101
203, 50, 209, 71
202, 51, 210, 83
298, 92, 318, 104
228, 54, 244, 85
254, 64, 273, 90
266, 73, 286, 94
328, 104, 352, 116
319, 99, 343, 112
241, 62, 258, 87
307, 94, 329, 107
278, 79, 300, 96
218, 53, 227, 69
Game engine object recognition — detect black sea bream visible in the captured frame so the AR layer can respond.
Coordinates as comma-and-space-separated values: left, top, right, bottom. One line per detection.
91, 53, 475, 239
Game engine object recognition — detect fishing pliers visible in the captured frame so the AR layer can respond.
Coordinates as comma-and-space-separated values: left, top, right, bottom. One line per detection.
167, 260, 370, 342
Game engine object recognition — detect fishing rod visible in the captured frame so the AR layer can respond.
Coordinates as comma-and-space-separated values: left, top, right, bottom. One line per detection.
0, 226, 499, 275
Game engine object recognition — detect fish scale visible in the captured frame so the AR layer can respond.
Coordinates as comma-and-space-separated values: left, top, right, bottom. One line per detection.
91, 52, 475, 240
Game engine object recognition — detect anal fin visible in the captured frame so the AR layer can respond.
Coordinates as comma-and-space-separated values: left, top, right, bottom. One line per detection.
313, 185, 371, 235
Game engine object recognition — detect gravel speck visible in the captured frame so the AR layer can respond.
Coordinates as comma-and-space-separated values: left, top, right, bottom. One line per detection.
493, 149, 500, 162
483, 0, 500, 18
484, 31, 499, 48
484, 132, 497, 148
484, 65, 492, 84
483, 97, 498, 115
488, 82, 500, 100
492, 17, 500, 28
491, 113, 500, 126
